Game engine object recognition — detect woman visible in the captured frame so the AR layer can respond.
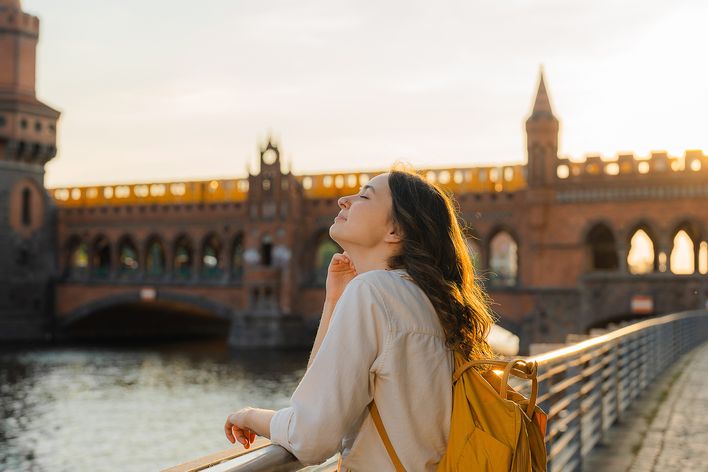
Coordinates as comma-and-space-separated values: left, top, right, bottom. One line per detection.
224, 167, 496, 471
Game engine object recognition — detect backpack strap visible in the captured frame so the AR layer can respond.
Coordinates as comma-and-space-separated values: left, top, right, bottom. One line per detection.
368, 401, 407, 472
454, 358, 539, 418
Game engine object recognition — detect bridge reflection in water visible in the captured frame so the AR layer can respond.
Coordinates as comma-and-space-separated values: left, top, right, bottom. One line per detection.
164, 310, 708, 472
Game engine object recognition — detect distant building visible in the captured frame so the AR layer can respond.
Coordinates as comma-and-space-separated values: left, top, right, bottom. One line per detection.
0, 0, 60, 340
2, 2, 707, 351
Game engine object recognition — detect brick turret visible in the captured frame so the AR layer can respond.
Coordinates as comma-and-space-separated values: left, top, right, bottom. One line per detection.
525, 67, 559, 188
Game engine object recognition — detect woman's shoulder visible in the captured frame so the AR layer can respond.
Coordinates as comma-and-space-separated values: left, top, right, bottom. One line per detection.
337, 269, 412, 315
353, 269, 445, 338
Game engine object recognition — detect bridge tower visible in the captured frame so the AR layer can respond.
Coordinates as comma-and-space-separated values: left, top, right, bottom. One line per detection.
230, 138, 306, 346
0, 0, 61, 340
525, 68, 560, 188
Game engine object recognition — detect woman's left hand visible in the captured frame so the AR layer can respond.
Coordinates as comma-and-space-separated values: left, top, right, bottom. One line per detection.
224, 408, 257, 449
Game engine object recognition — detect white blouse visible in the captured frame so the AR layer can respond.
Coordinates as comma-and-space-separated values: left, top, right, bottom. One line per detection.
270, 268, 454, 471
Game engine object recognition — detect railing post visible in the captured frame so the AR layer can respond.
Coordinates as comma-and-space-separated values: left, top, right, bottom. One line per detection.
632, 332, 642, 401
536, 364, 553, 471
659, 323, 670, 372
671, 319, 679, 363
616, 335, 628, 422
567, 356, 583, 472
649, 326, 661, 381
638, 329, 649, 392
581, 345, 604, 458
601, 340, 618, 444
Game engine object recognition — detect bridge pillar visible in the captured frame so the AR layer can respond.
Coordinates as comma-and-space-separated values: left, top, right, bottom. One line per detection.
616, 242, 628, 273
658, 238, 672, 273
228, 313, 311, 349
112, 243, 122, 280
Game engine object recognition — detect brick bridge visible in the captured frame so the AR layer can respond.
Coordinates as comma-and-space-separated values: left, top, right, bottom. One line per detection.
49, 74, 708, 352
3, 0, 706, 350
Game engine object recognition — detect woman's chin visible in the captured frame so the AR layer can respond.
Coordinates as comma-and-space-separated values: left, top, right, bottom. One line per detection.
329, 224, 348, 245
329, 223, 342, 240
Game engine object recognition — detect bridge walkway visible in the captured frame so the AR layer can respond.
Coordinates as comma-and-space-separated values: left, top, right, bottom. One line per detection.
585, 341, 708, 471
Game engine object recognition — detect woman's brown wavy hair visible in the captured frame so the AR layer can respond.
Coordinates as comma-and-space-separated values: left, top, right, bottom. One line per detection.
386, 166, 496, 361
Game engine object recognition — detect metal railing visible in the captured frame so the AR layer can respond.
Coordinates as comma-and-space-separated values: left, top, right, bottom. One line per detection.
163, 309, 708, 472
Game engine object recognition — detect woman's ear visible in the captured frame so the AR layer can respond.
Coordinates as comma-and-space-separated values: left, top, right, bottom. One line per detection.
384, 224, 403, 244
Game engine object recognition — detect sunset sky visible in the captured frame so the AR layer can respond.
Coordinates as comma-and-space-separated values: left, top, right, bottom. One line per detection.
23, 0, 708, 188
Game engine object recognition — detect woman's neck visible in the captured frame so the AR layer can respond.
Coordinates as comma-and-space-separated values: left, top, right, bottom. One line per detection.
342, 246, 393, 274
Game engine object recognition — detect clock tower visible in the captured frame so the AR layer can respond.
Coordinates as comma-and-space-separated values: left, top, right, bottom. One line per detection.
230, 137, 307, 347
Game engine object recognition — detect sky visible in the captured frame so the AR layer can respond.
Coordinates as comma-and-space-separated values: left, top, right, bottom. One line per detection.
22, 0, 708, 188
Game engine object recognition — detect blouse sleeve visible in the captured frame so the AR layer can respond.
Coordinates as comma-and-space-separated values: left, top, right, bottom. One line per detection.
269, 276, 390, 465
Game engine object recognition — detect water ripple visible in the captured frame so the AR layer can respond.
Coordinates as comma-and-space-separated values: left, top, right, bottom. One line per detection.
0, 340, 308, 472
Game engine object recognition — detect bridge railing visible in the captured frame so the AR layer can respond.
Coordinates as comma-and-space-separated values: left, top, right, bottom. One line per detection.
162, 309, 708, 472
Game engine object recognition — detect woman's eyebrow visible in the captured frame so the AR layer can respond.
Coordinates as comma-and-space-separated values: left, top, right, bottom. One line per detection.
360, 184, 376, 194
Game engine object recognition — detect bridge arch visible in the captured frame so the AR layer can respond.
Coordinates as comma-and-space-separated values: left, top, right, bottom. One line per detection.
230, 231, 245, 280
60, 290, 235, 328
64, 234, 89, 278
485, 225, 520, 287
624, 221, 660, 274
173, 233, 195, 279
200, 232, 223, 278
668, 218, 703, 274
463, 226, 483, 270
91, 234, 112, 279
144, 233, 167, 279
116, 234, 140, 278
583, 220, 619, 271
315, 231, 340, 285
302, 228, 340, 286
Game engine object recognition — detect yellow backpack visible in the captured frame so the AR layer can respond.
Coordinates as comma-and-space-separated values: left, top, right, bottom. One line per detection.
367, 351, 548, 472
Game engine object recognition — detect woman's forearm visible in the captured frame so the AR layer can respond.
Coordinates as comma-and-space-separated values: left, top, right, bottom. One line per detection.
227, 407, 276, 444
245, 408, 276, 439
307, 297, 338, 370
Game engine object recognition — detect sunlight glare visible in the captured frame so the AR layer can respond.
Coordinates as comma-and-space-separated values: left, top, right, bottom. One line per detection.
699, 242, 708, 275
627, 230, 654, 274
670, 230, 694, 275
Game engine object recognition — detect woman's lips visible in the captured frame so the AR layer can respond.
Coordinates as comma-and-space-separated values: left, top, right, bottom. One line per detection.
335, 215, 347, 221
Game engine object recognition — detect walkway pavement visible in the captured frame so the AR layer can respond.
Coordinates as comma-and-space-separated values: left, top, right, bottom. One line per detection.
584, 341, 708, 471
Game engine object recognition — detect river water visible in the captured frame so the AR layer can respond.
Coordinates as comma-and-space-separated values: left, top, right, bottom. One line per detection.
0, 340, 309, 472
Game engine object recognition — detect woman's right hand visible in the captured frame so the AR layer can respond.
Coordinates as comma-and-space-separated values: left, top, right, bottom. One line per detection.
325, 252, 357, 304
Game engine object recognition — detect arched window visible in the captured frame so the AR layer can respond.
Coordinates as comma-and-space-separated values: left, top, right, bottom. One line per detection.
91, 235, 111, 278
700, 241, 708, 275
146, 236, 166, 278
670, 230, 694, 274
201, 233, 222, 278
488, 231, 518, 287
627, 229, 655, 274
261, 234, 273, 266
231, 232, 245, 280
174, 235, 193, 279
67, 237, 88, 278
586, 223, 618, 271
21, 187, 31, 226
314, 234, 340, 285
118, 236, 139, 276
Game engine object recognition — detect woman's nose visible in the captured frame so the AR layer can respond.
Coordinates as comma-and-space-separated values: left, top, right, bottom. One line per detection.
338, 196, 350, 209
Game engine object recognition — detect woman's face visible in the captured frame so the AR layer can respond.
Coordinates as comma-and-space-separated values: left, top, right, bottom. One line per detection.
329, 173, 397, 249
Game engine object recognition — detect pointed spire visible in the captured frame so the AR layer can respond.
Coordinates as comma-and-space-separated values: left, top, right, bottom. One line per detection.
530, 66, 555, 119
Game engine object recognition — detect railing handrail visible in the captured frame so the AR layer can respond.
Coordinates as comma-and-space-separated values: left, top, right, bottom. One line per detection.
529, 309, 705, 364
164, 309, 708, 472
